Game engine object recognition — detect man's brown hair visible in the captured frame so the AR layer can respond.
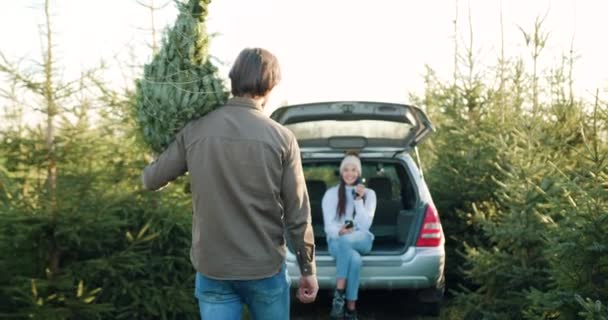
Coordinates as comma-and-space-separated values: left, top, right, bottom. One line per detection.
229, 48, 281, 98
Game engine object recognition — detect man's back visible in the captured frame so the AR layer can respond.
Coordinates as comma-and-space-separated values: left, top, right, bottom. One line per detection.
143, 96, 315, 280
143, 48, 317, 318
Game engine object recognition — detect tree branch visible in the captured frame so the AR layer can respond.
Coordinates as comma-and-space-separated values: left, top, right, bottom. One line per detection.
0, 52, 44, 94
135, 0, 171, 10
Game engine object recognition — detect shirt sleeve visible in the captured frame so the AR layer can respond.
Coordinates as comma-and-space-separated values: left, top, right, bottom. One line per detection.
281, 135, 316, 276
142, 130, 188, 191
322, 188, 341, 239
353, 189, 376, 231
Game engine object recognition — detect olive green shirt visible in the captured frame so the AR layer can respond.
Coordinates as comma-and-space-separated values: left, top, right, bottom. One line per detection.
142, 97, 316, 279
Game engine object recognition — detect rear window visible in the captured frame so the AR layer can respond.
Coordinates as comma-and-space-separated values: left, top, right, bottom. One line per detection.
303, 160, 415, 207
286, 120, 412, 142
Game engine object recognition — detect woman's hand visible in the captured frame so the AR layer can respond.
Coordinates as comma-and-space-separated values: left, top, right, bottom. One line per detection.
339, 224, 353, 236
354, 184, 365, 200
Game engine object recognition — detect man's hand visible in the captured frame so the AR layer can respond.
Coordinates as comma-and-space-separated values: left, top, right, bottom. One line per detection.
143, 151, 159, 164
297, 275, 318, 303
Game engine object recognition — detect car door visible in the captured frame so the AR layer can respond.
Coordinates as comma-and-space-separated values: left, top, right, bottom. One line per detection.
270, 101, 434, 152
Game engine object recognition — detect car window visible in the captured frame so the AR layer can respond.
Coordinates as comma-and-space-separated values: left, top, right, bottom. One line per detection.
303, 161, 403, 201
287, 120, 411, 141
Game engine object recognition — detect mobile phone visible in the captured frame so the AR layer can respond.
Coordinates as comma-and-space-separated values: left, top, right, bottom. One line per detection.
344, 220, 354, 229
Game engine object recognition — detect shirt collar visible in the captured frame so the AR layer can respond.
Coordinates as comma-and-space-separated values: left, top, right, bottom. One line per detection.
226, 96, 264, 112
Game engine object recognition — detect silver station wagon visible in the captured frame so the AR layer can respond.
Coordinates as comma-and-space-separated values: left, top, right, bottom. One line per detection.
270, 101, 445, 315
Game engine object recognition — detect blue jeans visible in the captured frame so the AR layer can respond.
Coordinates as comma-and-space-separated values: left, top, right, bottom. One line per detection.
194, 264, 290, 320
328, 230, 374, 301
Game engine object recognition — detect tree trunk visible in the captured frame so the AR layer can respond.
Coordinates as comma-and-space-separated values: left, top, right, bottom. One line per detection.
43, 0, 60, 275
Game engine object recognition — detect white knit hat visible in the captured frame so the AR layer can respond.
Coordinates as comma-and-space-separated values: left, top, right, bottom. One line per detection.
339, 155, 362, 175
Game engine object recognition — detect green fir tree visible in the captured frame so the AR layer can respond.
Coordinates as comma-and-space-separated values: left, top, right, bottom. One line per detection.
134, 0, 228, 153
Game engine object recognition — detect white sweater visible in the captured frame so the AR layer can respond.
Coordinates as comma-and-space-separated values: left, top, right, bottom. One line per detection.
321, 185, 377, 240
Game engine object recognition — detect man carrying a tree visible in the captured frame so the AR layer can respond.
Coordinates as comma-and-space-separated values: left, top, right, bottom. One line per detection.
142, 48, 318, 319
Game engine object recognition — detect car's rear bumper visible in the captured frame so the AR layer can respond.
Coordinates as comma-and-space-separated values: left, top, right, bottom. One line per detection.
286, 246, 445, 290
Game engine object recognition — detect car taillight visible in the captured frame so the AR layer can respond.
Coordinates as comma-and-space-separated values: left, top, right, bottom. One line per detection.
416, 204, 443, 247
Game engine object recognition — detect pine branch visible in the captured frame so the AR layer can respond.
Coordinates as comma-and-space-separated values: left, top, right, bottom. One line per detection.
0, 52, 44, 94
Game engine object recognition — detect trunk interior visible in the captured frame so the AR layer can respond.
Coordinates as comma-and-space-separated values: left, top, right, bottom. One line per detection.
302, 158, 420, 255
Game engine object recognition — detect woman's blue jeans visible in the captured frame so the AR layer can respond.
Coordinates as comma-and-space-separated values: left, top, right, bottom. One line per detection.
194, 264, 290, 320
328, 230, 374, 301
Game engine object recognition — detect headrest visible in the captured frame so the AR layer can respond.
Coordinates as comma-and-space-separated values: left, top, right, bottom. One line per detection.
306, 180, 327, 201
368, 177, 392, 200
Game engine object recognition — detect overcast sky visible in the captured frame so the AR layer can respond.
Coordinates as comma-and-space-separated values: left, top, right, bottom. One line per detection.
1, 0, 607, 115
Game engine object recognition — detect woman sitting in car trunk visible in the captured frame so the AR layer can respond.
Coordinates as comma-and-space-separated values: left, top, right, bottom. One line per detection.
322, 153, 377, 320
